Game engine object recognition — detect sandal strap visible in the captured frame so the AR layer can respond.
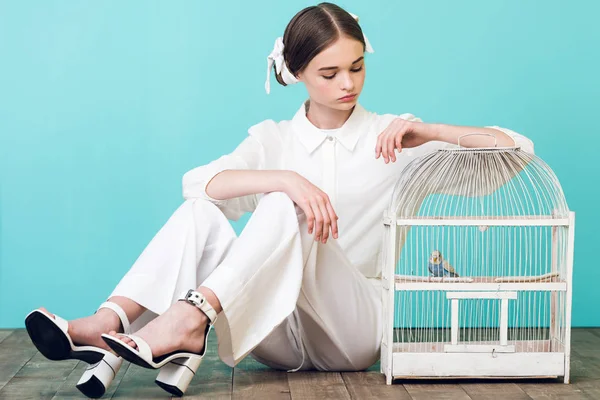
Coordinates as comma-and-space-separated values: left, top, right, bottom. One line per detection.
51, 313, 69, 335
98, 302, 131, 334
178, 290, 218, 324
121, 333, 153, 361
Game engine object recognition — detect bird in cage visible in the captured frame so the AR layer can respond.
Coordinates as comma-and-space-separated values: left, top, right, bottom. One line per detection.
428, 250, 459, 277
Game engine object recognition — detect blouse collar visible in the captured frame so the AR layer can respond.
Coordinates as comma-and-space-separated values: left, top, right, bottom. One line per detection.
291, 99, 370, 154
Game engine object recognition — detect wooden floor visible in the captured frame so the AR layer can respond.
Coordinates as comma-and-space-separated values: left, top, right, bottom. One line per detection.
1, 328, 600, 399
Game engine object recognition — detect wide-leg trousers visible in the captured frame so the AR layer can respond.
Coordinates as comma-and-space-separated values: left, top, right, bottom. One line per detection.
110, 192, 382, 372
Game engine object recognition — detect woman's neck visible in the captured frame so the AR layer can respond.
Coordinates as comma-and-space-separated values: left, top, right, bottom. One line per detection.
305, 99, 354, 130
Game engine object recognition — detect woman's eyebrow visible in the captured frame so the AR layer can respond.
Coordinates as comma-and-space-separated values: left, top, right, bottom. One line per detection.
318, 56, 364, 71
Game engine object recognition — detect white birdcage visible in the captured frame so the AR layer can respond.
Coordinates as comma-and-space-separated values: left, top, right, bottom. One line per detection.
380, 133, 575, 384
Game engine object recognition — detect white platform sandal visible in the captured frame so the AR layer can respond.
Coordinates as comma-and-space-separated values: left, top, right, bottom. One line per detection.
101, 289, 217, 397
24, 301, 131, 398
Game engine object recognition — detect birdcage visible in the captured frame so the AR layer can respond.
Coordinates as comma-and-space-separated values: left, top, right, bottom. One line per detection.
380, 134, 575, 384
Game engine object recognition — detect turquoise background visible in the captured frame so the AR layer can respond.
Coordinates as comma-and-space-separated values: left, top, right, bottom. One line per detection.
1, 1, 598, 328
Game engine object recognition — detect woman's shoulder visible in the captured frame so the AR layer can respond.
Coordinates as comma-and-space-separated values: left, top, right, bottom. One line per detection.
246, 115, 297, 142
370, 110, 422, 126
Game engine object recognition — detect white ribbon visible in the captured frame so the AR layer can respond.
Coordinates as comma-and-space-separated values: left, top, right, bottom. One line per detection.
265, 37, 300, 95
349, 13, 375, 54
265, 12, 374, 94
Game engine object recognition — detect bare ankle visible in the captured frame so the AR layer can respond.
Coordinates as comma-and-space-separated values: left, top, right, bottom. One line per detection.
95, 308, 122, 332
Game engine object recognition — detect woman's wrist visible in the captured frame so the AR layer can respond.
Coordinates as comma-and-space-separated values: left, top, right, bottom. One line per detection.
422, 123, 442, 142
275, 170, 297, 194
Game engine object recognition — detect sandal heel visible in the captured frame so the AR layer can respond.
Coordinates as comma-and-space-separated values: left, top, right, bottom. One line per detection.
155, 356, 202, 397
76, 352, 123, 398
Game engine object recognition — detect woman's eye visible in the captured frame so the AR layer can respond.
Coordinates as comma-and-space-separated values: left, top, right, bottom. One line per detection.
322, 66, 363, 80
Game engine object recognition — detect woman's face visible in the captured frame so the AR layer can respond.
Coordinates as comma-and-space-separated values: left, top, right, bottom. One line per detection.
297, 36, 366, 112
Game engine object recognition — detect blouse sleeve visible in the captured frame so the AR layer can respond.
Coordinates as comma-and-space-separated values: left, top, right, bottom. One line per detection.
182, 120, 280, 221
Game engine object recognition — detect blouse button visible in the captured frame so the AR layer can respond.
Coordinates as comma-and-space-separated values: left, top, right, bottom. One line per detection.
327, 136, 334, 141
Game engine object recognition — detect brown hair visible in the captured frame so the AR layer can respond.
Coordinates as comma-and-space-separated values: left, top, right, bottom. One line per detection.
274, 2, 367, 86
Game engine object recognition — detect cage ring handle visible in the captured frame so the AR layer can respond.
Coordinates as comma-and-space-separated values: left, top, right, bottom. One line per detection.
457, 133, 497, 148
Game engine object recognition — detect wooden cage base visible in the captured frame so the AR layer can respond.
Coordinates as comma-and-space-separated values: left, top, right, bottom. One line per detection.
390, 351, 565, 380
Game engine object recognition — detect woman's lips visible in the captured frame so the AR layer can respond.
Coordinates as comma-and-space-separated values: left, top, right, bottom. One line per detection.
339, 94, 356, 102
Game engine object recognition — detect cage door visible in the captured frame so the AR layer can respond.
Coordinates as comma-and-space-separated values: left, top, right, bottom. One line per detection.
444, 291, 517, 353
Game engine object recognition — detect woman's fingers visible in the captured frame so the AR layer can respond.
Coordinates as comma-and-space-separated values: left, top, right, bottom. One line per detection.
395, 132, 403, 153
387, 134, 397, 162
326, 201, 339, 239
310, 199, 324, 242
316, 196, 331, 243
303, 200, 316, 235
375, 126, 389, 159
381, 133, 389, 162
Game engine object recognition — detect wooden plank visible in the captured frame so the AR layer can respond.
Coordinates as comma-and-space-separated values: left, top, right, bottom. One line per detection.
0, 329, 35, 349
446, 292, 517, 300
393, 352, 564, 377
0, 351, 78, 399
517, 382, 589, 399
0, 330, 37, 391
568, 329, 600, 382
500, 299, 509, 345
107, 362, 163, 399
0, 330, 14, 344
574, 379, 600, 400
563, 212, 575, 383
341, 371, 412, 399
572, 329, 600, 348
451, 299, 459, 345
232, 355, 290, 399
550, 225, 559, 348
288, 372, 351, 400
178, 332, 232, 400
108, 332, 232, 399
587, 328, 600, 339
382, 212, 397, 385
396, 340, 553, 353
403, 383, 472, 400
50, 360, 131, 399
460, 383, 531, 400
396, 282, 566, 292
444, 345, 515, 353
396, 217, 570, 226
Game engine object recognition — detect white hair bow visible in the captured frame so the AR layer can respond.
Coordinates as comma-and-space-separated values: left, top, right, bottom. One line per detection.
265, 12, 374, 94
349, 13, 375, 54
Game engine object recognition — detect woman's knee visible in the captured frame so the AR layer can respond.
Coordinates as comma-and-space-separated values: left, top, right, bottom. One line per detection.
257, 192, 294, 208
257, 192, 305, 220
187, 198, 228, 224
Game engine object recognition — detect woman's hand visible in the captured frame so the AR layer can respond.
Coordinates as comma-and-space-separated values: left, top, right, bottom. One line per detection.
375, 118, 437, 163
281, 171, 338, 244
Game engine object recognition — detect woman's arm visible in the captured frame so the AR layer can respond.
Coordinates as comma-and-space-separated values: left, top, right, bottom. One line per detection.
375, 116, 534, 163
205, 170, 290, 201
206, 169, 340, 243
427, 124, 515, 148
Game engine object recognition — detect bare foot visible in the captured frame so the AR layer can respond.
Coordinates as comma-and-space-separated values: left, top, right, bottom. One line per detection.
109, 301, 208, 359
38, 307, 122, 352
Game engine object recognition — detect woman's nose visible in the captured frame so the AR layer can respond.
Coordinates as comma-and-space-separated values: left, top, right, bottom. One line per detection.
340, 72, 354, 91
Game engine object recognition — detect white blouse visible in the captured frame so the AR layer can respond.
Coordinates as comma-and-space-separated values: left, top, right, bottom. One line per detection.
182, 100, 535, 278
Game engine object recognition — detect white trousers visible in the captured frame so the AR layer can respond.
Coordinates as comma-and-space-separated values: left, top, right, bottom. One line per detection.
110, 192, 382, 372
